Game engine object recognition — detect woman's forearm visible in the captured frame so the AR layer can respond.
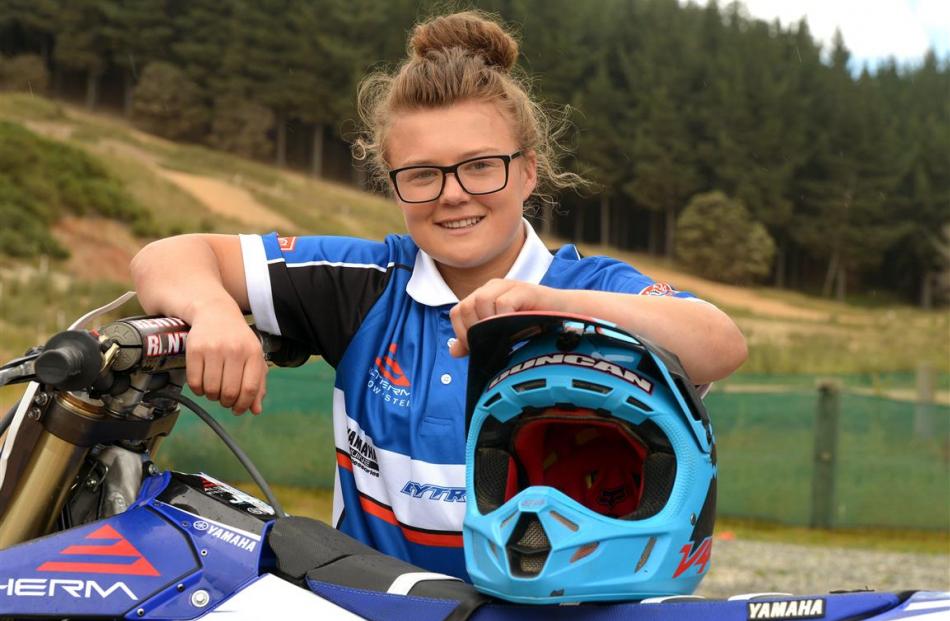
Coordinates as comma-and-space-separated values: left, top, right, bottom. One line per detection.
553, 289, 748, 384
130, 234, 245, 323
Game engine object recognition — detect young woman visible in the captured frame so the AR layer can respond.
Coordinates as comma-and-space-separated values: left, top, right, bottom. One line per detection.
130, 11, 747, 580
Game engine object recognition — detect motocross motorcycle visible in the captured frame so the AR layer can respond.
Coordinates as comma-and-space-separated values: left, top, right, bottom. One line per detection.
0, 293, 946, 620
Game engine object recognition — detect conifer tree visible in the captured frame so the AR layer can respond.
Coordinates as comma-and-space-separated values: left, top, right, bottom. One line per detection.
53, 0, 117, 110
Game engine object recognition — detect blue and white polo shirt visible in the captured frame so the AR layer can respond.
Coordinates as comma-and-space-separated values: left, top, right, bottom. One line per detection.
239, 221, 705, 580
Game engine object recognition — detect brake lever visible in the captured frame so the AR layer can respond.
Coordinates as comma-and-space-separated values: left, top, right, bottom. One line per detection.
0, 359, 36, 388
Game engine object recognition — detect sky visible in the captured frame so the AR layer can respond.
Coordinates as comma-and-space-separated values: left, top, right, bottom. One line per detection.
694, 0, 950, 72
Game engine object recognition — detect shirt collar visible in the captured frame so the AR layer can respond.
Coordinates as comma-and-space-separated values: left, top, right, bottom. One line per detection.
406, 219, 554, 307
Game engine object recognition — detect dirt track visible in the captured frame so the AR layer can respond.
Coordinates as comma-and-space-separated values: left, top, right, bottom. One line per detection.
51, 217, 140, 283
698, 538, 950, 598
157, 169, 295, 231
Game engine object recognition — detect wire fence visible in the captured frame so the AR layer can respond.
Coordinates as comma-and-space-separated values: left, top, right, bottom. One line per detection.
158, 361, 950, 531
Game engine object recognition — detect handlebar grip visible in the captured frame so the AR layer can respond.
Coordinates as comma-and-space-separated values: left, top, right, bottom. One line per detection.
35, 330, 103, 390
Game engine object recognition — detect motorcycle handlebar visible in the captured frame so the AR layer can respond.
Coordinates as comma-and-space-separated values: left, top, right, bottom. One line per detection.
28, 316, 308, 392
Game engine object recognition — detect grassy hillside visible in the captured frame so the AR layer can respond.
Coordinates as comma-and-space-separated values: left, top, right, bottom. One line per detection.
0, 92, 404, 363
0, 93, 947, 409
0, 119, 149, 257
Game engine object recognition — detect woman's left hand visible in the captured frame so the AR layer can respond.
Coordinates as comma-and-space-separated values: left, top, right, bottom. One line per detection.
449, 279, 562, 357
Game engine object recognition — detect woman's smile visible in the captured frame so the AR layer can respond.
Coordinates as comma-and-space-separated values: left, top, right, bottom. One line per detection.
436, 215, 485, 231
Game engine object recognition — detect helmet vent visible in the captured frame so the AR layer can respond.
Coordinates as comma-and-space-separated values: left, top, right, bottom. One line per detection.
483, 392, 502, 407
518, 518, 549, 547
571, 379, 611, 394
549, 511, 579, 532
513, 379, 547, 392
507, 514, 551, 577
625, 395, 653, 412
569, 542, 599, 563
635, 536, 657, 571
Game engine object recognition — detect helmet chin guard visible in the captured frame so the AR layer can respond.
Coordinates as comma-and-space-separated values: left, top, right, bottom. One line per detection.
463, 313, 717, 604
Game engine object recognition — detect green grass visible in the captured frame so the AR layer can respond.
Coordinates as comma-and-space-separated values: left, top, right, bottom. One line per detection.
0, 92, 66, 122
0, 268, 140, 352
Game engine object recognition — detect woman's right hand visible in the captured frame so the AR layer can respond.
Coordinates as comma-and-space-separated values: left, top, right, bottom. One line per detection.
184, 299, 268, 416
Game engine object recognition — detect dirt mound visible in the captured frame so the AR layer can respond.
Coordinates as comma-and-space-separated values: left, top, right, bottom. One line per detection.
51, 217, 141, 283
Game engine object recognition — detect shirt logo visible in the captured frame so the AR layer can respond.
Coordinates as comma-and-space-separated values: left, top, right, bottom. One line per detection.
375, 343, 410, 387
347, 426, 380, 477
278, 236, 297, 252
367, 343, 412, 408
401, 481, 466, 502
639, 282, 678, 296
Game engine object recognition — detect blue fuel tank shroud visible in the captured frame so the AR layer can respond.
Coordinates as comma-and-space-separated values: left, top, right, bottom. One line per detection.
0, 472, 269, 619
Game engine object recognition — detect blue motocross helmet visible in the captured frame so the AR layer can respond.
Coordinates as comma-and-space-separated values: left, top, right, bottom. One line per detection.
463, 312, 717, 604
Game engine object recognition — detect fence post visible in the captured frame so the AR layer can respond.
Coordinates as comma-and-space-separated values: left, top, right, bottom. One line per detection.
914, 362, 935, 438
811, 380, 840, 529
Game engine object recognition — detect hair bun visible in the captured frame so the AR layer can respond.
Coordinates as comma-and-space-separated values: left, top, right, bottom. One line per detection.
410, 11, 519, 72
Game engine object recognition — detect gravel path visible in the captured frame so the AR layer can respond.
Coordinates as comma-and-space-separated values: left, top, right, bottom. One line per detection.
697, 539, 950, 598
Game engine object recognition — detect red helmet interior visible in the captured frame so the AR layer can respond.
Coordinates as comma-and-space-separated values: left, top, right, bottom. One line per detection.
510, 408, 648, 517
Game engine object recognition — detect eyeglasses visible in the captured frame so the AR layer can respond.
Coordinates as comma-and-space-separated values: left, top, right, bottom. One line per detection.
389, 151, 523, 203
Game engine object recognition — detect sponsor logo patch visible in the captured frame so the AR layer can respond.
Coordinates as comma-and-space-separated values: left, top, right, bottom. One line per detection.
747, 598, 825, 620
401, 481, 466, 502
487, 353, 653, 394
672, 536, 712, 578
192, 520, 257, 552
278, 236, 297, 252
367, 343, 412, 408
347, 424, 380, 477
0, 578, 137, 600
639, 282, 678, 296
36, 524, 159, 576
144, 330, 188, 357
127, 317, 187, 331
198, 475, 275, 516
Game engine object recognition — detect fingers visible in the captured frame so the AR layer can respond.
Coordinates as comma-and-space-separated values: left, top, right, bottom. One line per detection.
202, 351, 224, 402
218, 354, 245, 409
184, 318, 268, 415
250, 366, 267, 416
449, 305, 469, 357
233, 355, 267, 416
186, 348, 205, 396
450, 279, 540, 357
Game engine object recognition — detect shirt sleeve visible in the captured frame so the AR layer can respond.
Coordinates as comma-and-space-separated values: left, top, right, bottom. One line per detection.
575, 255, 709, 303
240, 233, 398, 367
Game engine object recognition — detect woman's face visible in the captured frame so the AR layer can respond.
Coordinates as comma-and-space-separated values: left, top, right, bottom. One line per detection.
386, 100, 537, 271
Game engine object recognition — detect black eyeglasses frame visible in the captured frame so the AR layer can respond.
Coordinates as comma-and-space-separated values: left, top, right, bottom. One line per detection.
388, 150, 524, 204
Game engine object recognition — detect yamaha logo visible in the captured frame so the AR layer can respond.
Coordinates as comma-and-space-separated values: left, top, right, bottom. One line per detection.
747, 598, 825, 620
193, 521, 209, 531
347, 427, 380, 477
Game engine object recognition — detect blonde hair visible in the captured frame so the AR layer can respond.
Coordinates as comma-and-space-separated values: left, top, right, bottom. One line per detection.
353, 10, 586, 206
